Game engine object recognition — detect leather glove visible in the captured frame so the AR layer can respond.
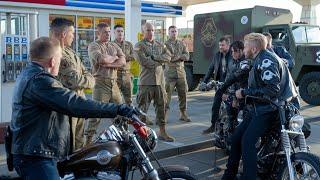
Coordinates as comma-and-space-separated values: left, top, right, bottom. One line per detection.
118, 104, 137, 118
199, 82, 207, 91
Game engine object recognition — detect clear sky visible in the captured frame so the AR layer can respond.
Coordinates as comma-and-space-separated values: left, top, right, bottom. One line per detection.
144, 0, 320, 28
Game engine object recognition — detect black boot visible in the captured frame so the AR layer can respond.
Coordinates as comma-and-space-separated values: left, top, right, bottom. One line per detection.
202, 125, 215, 134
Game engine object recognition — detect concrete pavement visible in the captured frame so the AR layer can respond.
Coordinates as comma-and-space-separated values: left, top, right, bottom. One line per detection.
0, 90, 320, 179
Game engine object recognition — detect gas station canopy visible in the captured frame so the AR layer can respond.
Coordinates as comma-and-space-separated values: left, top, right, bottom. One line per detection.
177, 0, 222, 6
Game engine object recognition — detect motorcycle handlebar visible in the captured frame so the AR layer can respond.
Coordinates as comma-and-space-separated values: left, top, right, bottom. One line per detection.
130, 113, 148, 139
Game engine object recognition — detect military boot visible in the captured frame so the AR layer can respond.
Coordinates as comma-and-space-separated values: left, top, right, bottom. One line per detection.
179, 110, 191, 122
158, 126, 175, 142
141, 115, 154, 125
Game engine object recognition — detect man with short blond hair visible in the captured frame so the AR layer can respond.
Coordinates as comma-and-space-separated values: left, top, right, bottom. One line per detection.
85, 23, 126, 145
222, 33, 299, 180
134, 22, 174, 142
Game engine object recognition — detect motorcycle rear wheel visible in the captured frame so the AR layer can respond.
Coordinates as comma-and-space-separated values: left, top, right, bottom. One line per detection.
277, 152, 320, 180
158, 170, 197, 180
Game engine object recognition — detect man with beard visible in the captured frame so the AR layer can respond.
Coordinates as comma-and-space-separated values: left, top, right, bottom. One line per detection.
221, 33, 299, 180
202, 40, 246, 134
202, 36, 233, 134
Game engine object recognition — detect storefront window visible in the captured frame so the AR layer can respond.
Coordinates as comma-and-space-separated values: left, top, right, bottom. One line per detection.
77, 30, 94, 67
114, 18, 124, 26
95, 17, 111, 27
77, 16, 93, 29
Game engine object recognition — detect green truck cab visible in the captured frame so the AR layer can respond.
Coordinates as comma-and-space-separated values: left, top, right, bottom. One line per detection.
187, 6, 320, 105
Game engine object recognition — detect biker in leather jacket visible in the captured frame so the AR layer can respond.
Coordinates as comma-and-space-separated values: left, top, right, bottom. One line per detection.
222, 33, 299, 180
202, 41, 251, 134
9, 37, 135, 179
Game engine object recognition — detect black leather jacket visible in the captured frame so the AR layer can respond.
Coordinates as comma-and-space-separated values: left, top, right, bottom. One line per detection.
203, 51, 232, 83
269, 46, 295, 71
11, 62, 120, 160
243, 49, 298, 102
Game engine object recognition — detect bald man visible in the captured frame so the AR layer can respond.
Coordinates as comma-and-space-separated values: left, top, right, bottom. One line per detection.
134, 22, 174, 142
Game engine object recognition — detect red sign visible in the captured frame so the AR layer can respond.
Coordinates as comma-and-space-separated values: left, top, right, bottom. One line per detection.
4, 0, 66, 5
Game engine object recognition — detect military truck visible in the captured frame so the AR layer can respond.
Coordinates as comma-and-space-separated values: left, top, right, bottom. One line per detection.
185, 5, 320, 105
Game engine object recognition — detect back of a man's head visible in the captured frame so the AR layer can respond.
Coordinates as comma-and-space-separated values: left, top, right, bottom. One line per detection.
50, 18, 74, 35
30, 37, 60, 62
262, 32, 272, 45
244, 33, 267, 50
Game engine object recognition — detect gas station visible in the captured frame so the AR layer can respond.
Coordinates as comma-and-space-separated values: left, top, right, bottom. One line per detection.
1, 0, 320, 179
1, 0, 319, 124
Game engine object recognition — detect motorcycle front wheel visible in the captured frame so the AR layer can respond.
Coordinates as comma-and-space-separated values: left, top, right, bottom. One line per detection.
158, 170, 197, 180
277, 152, 320, 180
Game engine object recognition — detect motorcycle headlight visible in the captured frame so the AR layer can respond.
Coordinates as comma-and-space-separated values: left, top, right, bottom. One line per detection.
136, 127, 158, 153
289, 115, 304, 131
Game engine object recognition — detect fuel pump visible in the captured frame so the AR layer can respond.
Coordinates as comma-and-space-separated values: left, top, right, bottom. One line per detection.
2, 35, 29, 82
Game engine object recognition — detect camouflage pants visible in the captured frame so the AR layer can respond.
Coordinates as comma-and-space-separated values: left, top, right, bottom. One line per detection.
136, 85, 167, 126
71, 117, 85, 151
165, 77, 188, 111
117, 70, 132, 105
85, 79, 122, 143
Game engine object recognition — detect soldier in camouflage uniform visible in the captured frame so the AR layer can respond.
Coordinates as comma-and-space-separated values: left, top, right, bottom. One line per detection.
85, 23, 126, 145
50, 18, 95, 151
135, 22, 174, 142
165, 26, 191, 122
113, 24, 134, 105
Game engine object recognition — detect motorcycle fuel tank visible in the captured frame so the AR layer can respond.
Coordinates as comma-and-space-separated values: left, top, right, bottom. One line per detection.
58, 141, 122, 173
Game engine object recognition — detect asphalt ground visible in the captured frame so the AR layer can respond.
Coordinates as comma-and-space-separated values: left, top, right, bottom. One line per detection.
1, 90, 320, 179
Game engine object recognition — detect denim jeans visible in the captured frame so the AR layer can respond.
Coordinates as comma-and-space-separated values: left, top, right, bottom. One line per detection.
13, 154, 60, 180
222, 104, 278, 180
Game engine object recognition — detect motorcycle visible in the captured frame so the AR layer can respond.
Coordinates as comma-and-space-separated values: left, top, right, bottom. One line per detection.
6, 108, 196, 180
245, 96, 318, 180
200, 80, 239, 153
58, 109, 196, 180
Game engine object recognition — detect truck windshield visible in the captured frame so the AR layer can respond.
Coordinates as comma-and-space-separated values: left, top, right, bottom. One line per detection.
292, 26, 320, 43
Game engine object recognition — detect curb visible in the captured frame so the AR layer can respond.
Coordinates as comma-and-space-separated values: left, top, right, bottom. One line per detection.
151, 139, 216, 160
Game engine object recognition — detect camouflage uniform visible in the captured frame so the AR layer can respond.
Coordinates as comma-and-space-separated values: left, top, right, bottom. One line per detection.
85, 40, 125, 144
164, 39, 190, 121
114, 40, 134, 105
134, 39, 171, 126
58, 46, 95, 151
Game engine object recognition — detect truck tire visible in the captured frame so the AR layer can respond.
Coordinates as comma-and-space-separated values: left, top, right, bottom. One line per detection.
299, 72, 320, 106
185, 64, 200, 91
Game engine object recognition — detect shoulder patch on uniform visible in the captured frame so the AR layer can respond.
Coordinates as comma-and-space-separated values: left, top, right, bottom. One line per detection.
261, 70, 277, 81
258, 59, 273, 70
